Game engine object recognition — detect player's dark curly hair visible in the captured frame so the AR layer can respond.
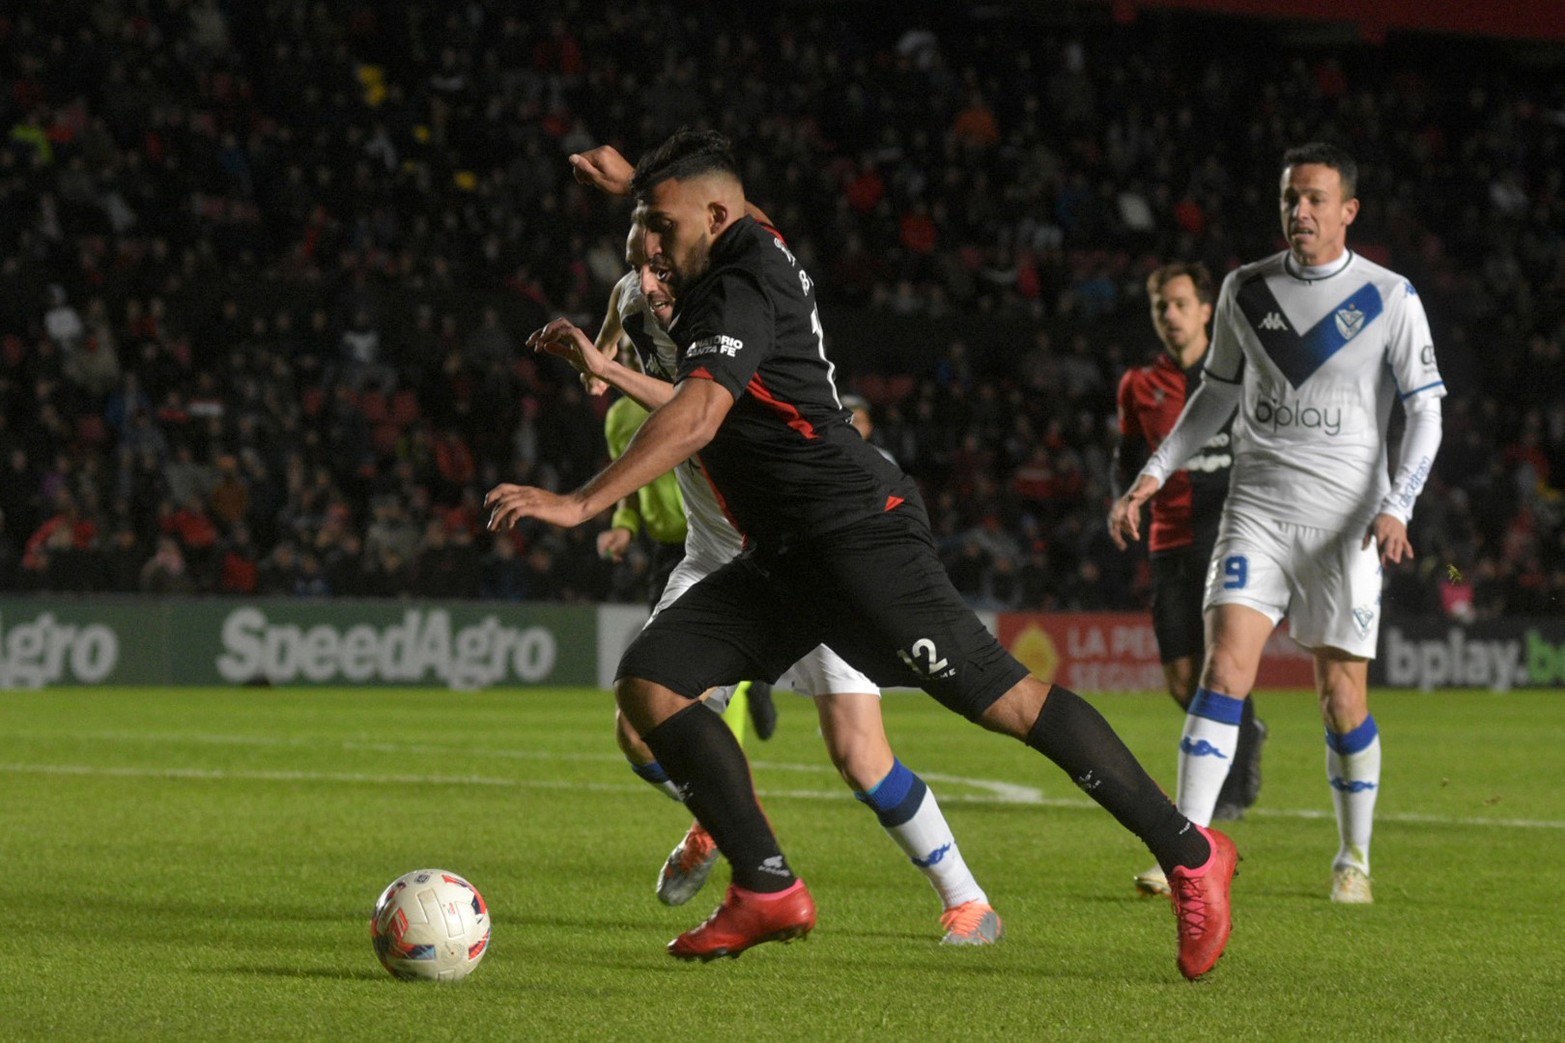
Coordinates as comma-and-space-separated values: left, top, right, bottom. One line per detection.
631, 128, 740, 199
1282, 142, 1358, 199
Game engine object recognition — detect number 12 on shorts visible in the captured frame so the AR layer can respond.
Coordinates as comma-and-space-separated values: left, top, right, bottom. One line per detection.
1221, 555, 1248, 590
898, 638, 953, 680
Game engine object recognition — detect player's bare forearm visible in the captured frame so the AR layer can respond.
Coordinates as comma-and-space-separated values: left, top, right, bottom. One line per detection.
487, 380, 729, 532
595, 282, 625, 356
569, 145, 634, 197
592, 356, 675, 411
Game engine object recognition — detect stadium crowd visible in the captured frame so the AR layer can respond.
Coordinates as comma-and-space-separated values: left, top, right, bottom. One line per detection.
0, 0, 1561, 622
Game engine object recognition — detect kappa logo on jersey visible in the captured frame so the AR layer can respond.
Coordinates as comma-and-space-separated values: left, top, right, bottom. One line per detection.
686, 334, 744, 359
1237, 276, 1385, 389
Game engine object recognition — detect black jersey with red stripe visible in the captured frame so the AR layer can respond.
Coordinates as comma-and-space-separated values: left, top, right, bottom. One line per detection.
668, 216, 916, 548
1116, 352, 1233, 555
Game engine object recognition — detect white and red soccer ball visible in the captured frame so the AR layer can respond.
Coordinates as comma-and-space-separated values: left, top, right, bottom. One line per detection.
370, 869, 491, 981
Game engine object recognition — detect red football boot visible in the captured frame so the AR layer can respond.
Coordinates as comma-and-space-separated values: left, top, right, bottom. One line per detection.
667, 879, 816, 961
1170, 825, 1238, 981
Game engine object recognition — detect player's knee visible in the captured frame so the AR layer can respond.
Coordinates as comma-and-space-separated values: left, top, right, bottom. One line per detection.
1201, 645, 1258, 696
614, 710, 650, 762
818, 711, 893, 791
614, 676, 688, 736
978, 676, 1049, 739
828, 737, 895, 792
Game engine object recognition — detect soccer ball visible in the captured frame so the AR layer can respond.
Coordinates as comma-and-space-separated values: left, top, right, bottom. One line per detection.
370, 869, 491, 981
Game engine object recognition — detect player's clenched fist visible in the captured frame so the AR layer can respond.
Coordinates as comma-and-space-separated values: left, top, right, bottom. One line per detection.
484, 483, 590, 531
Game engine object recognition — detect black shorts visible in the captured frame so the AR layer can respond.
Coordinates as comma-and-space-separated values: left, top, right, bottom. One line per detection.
617, 506, 1030, 721
1150, 542, 1216, 664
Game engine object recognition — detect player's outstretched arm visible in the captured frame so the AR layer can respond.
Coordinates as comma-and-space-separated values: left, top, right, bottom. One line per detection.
486, 378, 732, 532
578, 281, 628, 397
528, 317, 674, 411
1108, 473, 1161, 550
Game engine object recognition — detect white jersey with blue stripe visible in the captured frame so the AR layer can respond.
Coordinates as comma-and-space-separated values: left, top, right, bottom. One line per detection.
1205, 249, 1445, 529
615, 271, 744, 568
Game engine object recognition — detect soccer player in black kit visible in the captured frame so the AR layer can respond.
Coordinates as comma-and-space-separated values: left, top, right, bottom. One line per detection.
486, 129, 1237, 980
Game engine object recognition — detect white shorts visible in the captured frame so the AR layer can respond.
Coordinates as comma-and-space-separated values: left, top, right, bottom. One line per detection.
653, 553, 880, 714
1203, 510, 1383, 659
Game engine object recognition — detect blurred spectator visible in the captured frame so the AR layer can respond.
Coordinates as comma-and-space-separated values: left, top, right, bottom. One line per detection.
140, 536, 196, 595
0, 0, 1556, 623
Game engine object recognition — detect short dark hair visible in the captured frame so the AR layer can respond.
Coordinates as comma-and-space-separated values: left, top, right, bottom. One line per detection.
631, 128, 740, 199
1282, 142, 1358, 199
1146, 261, 1214, 305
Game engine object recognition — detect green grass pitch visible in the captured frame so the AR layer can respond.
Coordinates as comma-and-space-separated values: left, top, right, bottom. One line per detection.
2, 685, 1558, 1041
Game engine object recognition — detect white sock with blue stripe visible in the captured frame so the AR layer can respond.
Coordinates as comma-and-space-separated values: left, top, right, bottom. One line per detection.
857, 759, 986, 910
631, 760, 685, 803
1176, 687, 1245, 827
1327, 715, 1381, 874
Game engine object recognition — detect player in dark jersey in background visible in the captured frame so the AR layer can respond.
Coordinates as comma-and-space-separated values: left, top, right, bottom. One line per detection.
487, 129, 1236, 980
1110, 262, 1266, 896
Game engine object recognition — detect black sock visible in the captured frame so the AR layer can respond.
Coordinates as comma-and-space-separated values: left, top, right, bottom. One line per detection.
1026, 685, 1210, 874
641, 702, 795, 893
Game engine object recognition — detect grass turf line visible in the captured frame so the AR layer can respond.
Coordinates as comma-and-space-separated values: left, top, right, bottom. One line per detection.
0, 686, 1558, 1041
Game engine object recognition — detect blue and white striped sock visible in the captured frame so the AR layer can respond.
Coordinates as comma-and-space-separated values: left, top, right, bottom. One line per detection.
1327, 715, 1381, 874
857, 759, 985, 910
1176, 687, 1246, 827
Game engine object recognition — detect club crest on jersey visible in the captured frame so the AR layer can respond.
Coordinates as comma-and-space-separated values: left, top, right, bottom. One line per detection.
1353, 605, 1376, 635
686, 334, 744, 358
1334, 303, 1367, 341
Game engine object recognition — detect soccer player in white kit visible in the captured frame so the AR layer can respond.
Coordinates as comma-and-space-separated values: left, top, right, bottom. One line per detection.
541, 208, 1002, 945
1110, 143, 1445, 904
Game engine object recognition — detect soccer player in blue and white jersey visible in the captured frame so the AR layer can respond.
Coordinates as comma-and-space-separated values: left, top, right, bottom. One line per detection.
1110, 143, 1445, 904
